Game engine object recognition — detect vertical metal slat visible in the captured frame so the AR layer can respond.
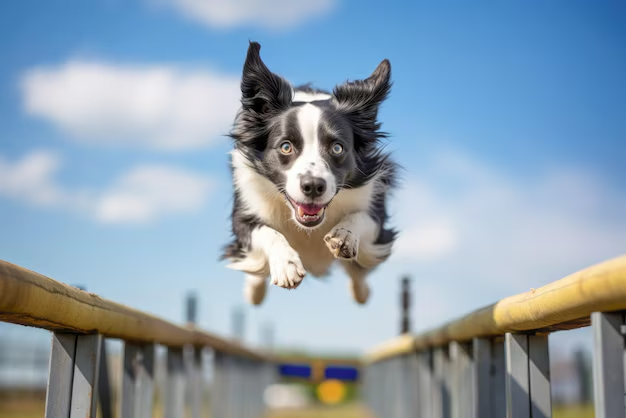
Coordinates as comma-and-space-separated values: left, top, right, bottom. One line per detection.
186, 346, 203, 418
505, 333, 530, 418
70, 334, 102, 418
529, 334, 551, 418
45, 333, 78, 418
165, 347, 185, 418
120, 343, 155, 418
592, 311, 626, 418
451, 341, 474, 418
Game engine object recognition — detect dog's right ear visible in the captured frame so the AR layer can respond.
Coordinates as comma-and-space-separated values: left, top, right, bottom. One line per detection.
240, 42, 292, 115
332, 59, 392, 123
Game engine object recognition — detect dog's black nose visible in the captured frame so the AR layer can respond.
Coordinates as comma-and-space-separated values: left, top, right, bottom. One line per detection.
300, 174, 326, 198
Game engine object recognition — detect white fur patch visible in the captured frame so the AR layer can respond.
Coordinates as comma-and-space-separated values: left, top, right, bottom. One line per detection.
243, 274, 266, 305
292, 91, 331, 102
284, 104, 336, 204
228, 224, 305, 289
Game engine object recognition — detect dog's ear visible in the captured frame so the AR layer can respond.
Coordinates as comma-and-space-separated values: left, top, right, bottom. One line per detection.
240, 42, 292, 115
332, 59, 392, 133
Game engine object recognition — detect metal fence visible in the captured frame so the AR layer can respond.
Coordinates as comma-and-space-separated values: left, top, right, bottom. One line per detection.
0, 259, 276, 418
362, 254, 626, 418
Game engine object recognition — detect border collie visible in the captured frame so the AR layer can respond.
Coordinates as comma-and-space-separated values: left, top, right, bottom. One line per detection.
221, 42, 398, 305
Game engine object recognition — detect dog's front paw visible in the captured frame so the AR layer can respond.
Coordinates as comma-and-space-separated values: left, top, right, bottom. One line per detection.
269, 246, 306, 289
324, 227, 359, 260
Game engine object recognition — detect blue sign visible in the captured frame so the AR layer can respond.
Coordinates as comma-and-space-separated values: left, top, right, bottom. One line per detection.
278, 364, 312, 379
324, 366, 359, 382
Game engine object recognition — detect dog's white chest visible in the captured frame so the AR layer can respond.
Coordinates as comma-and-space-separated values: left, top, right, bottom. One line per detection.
258, 188, 374, 277
278, 221, 337, 277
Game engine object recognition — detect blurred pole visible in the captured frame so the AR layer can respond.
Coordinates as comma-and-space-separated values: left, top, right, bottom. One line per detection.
401, 276, 411, 335
574, 347, 592, 404
260, 321, 274, 351
185, 291, 198, 327
232, 306, 245, 342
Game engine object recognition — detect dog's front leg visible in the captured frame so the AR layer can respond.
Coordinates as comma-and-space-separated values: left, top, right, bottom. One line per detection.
324, 212, 392, 268
325, 212, 393, 304
227, 225, 305, 303
251, 225, 306, 289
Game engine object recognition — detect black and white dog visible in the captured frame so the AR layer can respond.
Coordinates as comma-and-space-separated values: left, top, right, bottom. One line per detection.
221, 42, 398, 305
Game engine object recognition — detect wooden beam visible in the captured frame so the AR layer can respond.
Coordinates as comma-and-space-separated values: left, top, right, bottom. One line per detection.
0, 259, 270, 361
366, 254, 626, 363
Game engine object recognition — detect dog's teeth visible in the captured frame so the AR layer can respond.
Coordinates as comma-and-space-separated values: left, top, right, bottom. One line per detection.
296, 205, 325, 221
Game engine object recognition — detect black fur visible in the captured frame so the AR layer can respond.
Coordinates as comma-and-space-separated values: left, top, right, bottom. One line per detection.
231, 42, 293, 162
369, 159, 399, 246
221, 187, 262, 261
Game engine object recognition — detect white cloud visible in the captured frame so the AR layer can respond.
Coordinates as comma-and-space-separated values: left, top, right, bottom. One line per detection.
152, 0, 335, 29
394, 219, 457, 261
21, 61, 241, 151
95, 165, 212, 223
389, 150, 626, 297
0, 151, 91, 210
0, 151, 212, 224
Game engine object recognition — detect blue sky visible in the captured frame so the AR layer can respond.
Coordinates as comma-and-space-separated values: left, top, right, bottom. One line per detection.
1, 0, 625, 356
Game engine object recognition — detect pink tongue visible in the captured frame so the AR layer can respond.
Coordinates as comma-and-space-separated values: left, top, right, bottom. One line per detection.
299, 204, 321, 215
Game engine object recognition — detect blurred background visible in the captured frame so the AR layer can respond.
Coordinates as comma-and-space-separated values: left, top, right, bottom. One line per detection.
0, 0, 625, 417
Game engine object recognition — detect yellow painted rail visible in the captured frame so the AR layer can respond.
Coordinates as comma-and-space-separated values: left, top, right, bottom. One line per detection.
365, 254, 626, 363
0, 259, 269, 361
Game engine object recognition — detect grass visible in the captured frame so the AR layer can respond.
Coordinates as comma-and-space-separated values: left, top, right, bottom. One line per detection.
265, 403, 371, 418
265, 404, 595, 418
553, 404, 594, 418
0, 396, 594, 418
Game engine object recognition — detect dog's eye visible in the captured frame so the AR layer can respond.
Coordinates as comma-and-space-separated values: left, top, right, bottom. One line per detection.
280, 142, 293, 154
331, 143, 343, 155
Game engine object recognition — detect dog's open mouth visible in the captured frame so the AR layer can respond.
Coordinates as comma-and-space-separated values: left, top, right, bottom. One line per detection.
286, 196, 328, 227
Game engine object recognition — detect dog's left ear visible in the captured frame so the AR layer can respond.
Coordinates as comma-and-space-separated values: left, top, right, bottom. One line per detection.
332, 59, 392, 125
240, 42, 292, 116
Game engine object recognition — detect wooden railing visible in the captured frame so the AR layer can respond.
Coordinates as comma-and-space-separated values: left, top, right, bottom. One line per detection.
0, 259, 276, 418
362, 254, 626, 418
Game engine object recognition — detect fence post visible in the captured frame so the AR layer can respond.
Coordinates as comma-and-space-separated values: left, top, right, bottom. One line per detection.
71, 334, 103, 418
186, 346, 204, 418
403, 354, 420, 417
120, 343, 155, 418
365, 361, 380, 418
529, 334, 551, 418
45, 333, 103, 418
473, 338, 490, 418
472, 337, 506, 418
98, 339, 113, 418
432, 346, 452, 418
505, 333, 551, 418
45, 333, 78, 418
374, 360, 383, 416
450, 341, 474, 418
591, 311, 626, 418
228, 355, 239, 418
392, 357, 410, 418
505, 333, 530, 418
211, 351, 229, 418
416, 350, 434, 418
165, 347, 185, 418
